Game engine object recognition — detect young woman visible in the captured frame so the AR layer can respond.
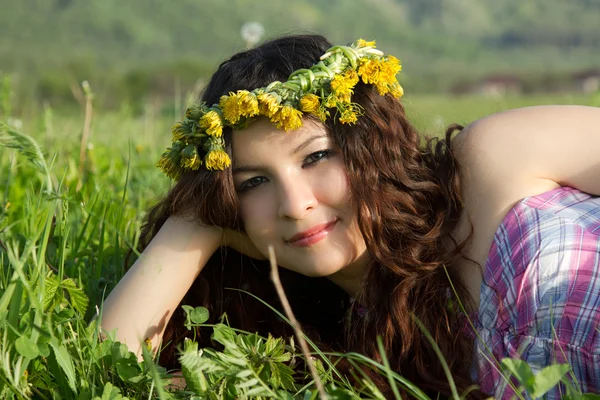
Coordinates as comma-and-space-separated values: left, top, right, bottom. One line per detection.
100, 35, 600, 398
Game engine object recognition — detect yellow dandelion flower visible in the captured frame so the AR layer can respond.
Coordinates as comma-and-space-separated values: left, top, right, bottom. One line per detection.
315, 108, 328, 122
237, 90, 259, 118
331, 70, 359, 100
157, 155, 180, 180
356, 39, 376, 48
185, 104, 203, 121
336, 92, 352, 104
181, 144, 202, 171
205, 149, 231, 170
299, 93, 320, 113
358, 59, 381, 85
171, 121, 191, 141
384, 56, 402, 75
144, 338, 153, 352
379, 56, 402, 88
339, 110, 358, 125
330, 75, 348, 93
199, 110, 223, 137
219, 93, 241, 124
257, 92, 281, 117
182, 156, 202, 170
345, 70, 359, 84
272, 105, 303, 131
324, 94, 338, 108
375, 81, 390, 96
390, 82, 404, 99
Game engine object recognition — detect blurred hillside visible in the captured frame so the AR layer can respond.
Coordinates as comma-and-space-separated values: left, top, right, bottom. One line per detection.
1, 0, 600, 110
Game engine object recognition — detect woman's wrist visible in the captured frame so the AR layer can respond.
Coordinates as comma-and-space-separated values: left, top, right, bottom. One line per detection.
162, 216, 222, 259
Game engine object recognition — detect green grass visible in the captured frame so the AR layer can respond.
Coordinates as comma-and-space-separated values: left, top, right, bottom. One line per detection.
1, 93, 598, 398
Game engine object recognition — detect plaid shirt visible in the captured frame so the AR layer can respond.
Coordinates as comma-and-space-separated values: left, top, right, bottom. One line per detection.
468, 186, 600, 399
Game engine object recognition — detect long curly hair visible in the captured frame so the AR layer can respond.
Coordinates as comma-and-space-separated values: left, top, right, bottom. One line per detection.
138, 34, 484, 399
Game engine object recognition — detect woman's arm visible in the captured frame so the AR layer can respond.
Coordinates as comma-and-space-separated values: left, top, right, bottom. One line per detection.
99, 216, 222, 360
455, 105, 600, 197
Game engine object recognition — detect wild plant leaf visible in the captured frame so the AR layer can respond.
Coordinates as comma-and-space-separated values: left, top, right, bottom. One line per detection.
254, 362, 265, 378
93, 339, 115, 364
110, 342, 132, 366
501, 358, 536, 393
326, 385, 361, 400
15, 335, 40, 359
17, 309, 33, 331
235, 369, 253, 379
314, 358, 325, 377
43, 274, 60, 311
303, 389, 317, 400
37, 340, 50, 358
216, 333, 245, 359
179, 339, 209, 393
265, 334, 278, 355
212, 323, 238, 349
61, 278, 89, 316
115, 358, 142, 382
269, 361, 282, 389
85, 318, 99, 341
181, 305, 194, 330
189, 306, 209, 324
49, 336, 77, 392
271, 351, 292, 363
214, 350, 247, 367
236, 377, 260, 389
244, 385, 272, 397
276, 363, 296, 390
46, 237, 58, 263
530, 363, 570, 398
92, 382, 126, 400
55, 307, 75, 321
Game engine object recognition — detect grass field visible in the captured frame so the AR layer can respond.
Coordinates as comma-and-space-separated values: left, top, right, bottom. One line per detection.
1, 93, 598, 398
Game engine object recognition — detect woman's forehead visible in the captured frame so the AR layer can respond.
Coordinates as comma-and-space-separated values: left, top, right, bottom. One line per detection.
231, 118, 329, 165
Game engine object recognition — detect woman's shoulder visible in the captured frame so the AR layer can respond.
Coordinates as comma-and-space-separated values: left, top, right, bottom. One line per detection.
450, 133, 562, 305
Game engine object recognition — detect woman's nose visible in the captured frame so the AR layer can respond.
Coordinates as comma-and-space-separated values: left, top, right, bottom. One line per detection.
277, 175, 318, 220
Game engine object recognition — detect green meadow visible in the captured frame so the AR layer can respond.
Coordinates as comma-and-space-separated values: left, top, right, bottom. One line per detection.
1, 91, 598, 399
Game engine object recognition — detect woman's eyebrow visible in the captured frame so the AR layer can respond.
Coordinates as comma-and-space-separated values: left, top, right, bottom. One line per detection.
233, 133, 329, 174
232, 165, 262, 174
291, 133, 328, 155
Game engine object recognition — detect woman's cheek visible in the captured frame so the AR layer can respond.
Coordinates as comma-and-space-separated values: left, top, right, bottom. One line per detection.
239, 193, 276, 239
317, 163, 351, 202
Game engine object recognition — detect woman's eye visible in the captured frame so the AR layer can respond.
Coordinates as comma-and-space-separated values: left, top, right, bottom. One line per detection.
303, 150, 331, 166
238, 176, 268, 192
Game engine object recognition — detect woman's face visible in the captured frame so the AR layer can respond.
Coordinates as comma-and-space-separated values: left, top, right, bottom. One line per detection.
231, 118, 369, 294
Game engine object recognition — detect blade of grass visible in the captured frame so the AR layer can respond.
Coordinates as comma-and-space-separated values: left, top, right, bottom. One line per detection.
375, 336, 401, 399
411, 315, 460, 400
267, 245, 327, 399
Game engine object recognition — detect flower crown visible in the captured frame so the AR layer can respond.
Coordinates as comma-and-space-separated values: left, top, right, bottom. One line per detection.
157, 39, 403, 180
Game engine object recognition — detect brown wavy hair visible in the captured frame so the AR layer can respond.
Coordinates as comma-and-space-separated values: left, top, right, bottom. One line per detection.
137, 34, 485, 399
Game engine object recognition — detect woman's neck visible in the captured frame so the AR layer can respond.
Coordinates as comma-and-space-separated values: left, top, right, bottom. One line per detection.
327, 251, 371, 297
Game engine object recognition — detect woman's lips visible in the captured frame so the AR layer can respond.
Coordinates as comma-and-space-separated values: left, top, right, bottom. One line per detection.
287, 219, 338, 247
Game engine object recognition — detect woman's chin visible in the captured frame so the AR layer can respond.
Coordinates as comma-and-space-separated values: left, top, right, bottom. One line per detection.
279, 259, 347, 278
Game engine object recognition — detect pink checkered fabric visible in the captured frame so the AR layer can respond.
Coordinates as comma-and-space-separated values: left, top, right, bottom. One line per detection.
467, 186, 600, 399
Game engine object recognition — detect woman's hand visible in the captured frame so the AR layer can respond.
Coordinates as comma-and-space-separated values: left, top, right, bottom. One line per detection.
222, 229, 267, 260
